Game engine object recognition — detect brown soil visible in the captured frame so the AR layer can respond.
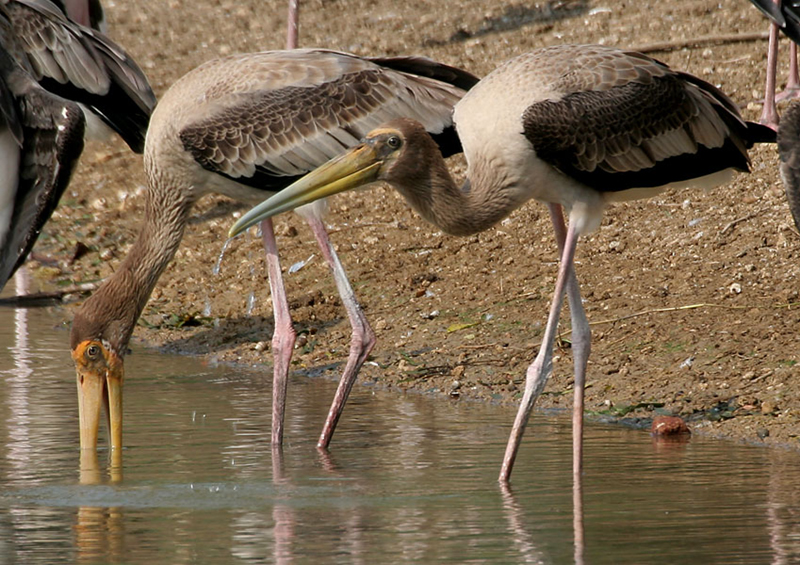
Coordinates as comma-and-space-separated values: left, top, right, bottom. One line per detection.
26, 0, 800, 447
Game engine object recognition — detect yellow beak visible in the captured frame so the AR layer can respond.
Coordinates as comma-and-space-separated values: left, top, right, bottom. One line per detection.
72, 341, 123, 452
228, 143, 383, 238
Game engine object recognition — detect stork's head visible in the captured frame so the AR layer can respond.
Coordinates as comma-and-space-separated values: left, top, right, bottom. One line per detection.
70, 290, 130, 452
228, 118, 437, 236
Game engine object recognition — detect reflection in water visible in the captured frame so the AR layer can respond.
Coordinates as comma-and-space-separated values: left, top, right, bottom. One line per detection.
766, 450, 800, 564
1, 306, 800, 563
500, 485, 546, 564
6, 270, 32, 483
572, 469, 584, 565
75, 451, 125, 565
271, 447, 295, 565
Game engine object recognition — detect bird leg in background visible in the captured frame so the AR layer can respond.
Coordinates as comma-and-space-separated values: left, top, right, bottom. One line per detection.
762, 9, 782, 128
304, 215, 376, 449
286, 0, 299, 49
778, 43, 800, 101
499, 207, 584, 483
261, 218, 297, 447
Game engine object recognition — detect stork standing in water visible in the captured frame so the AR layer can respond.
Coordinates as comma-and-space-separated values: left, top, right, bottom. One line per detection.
0, 0, 154, 290
230, 44, 776, 483
749, 0, 800, 127
68, 46, 478, 453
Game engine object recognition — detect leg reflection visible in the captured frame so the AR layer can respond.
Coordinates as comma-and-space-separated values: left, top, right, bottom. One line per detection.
272, 444, 295, 564
500, 476, 585, 565
572, 470, 585, 565
499, 484, 547, 564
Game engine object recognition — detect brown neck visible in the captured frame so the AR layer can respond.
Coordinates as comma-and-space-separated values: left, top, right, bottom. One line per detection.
70, 175, 192, 354
392, 134, 528, 237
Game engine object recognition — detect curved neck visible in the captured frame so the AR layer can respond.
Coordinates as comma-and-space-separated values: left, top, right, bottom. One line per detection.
73, 175, 191, 354
393, 137, 528, 237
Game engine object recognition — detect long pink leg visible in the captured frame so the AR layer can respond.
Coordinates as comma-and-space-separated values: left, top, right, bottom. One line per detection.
264, 0, 300, 449
286, 0, 299, 49
261, 219, 296, 447
762, 18, 782, 129
548, 205, 589, 564
305, 215, 376, 449
548, 205, 590, 484
499, 205, 588, 483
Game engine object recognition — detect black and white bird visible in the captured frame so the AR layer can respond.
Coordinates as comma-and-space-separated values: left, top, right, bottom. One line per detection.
3, 0, 154, 151
0, 0, 154, 291
230, 44, 776, 483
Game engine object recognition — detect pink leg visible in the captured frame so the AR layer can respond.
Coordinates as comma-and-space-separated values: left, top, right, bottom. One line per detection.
261, 219, 296, 447
499, 205, 588, 484
271, 0, 298, 451
286, 0, 299, 49
548, 205, 589, 565
778, 43, 800, 101
305, 215, 376, 449
762, 21, 782, 129
548, 205, 590, 485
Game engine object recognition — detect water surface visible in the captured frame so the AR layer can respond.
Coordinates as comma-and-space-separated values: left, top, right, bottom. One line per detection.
1, 291, 799, 563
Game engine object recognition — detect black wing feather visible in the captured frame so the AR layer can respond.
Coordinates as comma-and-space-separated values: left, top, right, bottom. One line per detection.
524, 74, 773, 193
0, 42, 85, 289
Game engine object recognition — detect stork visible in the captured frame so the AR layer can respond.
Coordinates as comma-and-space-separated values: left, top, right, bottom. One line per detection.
69, 47, 478, 453
230, 44, 776, 483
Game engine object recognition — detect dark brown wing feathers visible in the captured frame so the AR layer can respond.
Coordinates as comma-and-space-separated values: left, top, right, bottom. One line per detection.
181, 55, 474, 189
524, 70, 775, 193
181, 73, 394, 190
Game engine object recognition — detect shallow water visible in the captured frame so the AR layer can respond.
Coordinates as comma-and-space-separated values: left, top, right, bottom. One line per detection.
1, 287, 800, 563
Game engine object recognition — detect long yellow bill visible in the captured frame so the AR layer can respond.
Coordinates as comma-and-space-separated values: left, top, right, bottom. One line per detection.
229, 143, 383, 238
73, 341, 123, 452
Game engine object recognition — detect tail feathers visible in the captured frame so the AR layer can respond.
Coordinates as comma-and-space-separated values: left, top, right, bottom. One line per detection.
746, 120, 778, 145
368, 55, 480, 93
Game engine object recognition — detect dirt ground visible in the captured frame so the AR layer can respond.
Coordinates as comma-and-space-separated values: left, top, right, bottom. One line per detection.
23, 0, 800, 448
